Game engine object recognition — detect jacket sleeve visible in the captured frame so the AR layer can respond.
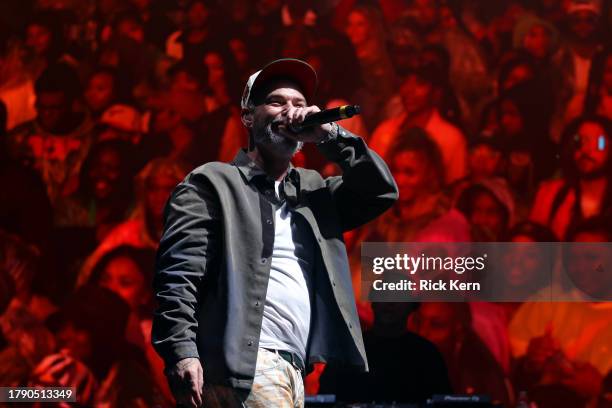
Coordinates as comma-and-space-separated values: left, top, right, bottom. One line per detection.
318, 125, 399, 232
151, 176, 221, 367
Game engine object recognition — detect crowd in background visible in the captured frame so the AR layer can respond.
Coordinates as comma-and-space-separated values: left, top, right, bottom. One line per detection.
1, 0, 612, 406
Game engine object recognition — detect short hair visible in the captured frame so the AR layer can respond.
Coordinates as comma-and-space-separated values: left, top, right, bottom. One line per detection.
34, 62, 81, 101
388, 127, 445, 186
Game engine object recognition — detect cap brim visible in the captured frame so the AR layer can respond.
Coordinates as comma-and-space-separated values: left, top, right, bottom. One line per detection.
250, 59, 317, 104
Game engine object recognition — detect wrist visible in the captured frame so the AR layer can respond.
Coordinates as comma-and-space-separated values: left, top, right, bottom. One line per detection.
317, 122, 339, 145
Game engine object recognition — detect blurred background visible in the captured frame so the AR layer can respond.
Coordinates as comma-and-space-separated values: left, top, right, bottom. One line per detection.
0, 0, 612, 406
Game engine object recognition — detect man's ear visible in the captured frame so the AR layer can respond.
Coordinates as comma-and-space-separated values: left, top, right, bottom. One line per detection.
241, 108, 253, 129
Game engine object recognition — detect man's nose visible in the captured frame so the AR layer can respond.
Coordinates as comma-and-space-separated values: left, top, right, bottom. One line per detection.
281, 101, 297, 112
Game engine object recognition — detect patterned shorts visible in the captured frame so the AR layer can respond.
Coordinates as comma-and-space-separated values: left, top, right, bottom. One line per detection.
202, 348, 305, 408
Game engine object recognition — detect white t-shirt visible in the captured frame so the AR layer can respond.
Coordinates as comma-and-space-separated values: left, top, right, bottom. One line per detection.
258, 182, 314, 361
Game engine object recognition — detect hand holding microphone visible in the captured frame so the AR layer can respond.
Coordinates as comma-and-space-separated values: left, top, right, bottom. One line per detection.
289, 105, 361, 132
280, 105, 361, 144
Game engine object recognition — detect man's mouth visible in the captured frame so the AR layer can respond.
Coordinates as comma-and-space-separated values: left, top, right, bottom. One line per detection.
270, 117, 287, 129
270, 119, 294, 137
270, 121, 281, 133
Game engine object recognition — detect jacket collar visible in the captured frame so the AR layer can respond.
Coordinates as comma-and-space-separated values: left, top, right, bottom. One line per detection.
232, 149, 301, 206
232, 149, 268, 184
232, 148, 298, 184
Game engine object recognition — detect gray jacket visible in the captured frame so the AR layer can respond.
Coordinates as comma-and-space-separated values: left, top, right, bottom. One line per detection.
151, 126, 398, 390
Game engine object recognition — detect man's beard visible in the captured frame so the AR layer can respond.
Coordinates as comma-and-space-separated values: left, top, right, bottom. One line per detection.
252, 117, 303, 157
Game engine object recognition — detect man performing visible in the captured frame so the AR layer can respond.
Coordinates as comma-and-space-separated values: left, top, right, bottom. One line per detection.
152, 58, 398, 407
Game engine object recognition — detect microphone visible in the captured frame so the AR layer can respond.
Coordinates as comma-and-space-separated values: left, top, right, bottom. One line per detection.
290, 105, 361, 132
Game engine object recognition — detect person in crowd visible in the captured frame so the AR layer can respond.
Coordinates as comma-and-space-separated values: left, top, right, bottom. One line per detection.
7, 62, 94, 204
22, 12, 72, 79
373, 127, 470, 243
467, 135, 506, 181
530, 114, 611, 239
411, 302, 512, 406
370, 61, 468, 184
454, 134, 506, 193
320, 300, 452, 404
483, 55, 540, 142
509, 217, 612, 408
469, 221, 558, 378
89, 245, 173, 405
452, 134, 509, 214
344, 5, 397, 129
89, 246, 155, 350
406, 0, 492, 125
497, 80, 557, 185
202, 49, 242, 108
553, 0, 606, 134
165, 0, 223, 67
198, 49, 247, 163
456, 178, 516, 241
165, 61, 234, 167
54, 140, 136, 242
32, 285, 159, 407
84, 66, 131, 118
348, 128, 469, 331
497, 221, 558, 301
165, 61, 209, 124
77, 158, 187, 286
101, 11, 164, 90
513, 14, 559, 63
